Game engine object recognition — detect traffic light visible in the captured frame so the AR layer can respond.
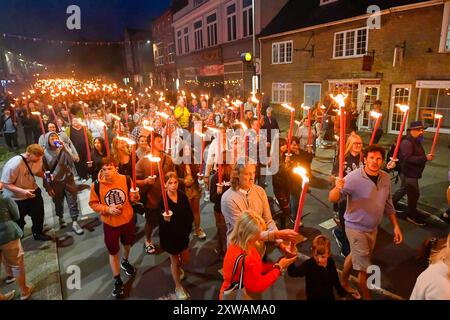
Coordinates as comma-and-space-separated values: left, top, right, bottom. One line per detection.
241, 52, 252, 63
241, 52, 255, 72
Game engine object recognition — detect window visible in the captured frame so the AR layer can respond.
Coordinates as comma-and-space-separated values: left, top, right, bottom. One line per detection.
227, 4, 237, 42
184, 27, 190, 54
243, 0, 253, 38
272, 41, 293, 64
439, 2, 450, 52
333, 27, 368, 58
168, 43, 175, 64
206, 13, 218, 47
272, 83, 292, 104
320, 0, 338, 5
154, 43, 164, 66
176, 30, 183, 55
194, 20, 204, 51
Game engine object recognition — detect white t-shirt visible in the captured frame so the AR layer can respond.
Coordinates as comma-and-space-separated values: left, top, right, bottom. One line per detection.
1, 155, 42, 200
410, 261, 450, 300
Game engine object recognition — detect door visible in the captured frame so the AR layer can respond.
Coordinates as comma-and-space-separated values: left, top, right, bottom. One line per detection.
358, 85, 380, 129
388, 85, 412, 134
304, 83, 322, 108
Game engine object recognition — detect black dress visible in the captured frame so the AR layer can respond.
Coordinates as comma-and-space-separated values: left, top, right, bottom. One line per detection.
158, 191, 193, 255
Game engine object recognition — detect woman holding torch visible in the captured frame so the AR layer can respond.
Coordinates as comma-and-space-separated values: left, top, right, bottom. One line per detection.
158, 171, 194, 300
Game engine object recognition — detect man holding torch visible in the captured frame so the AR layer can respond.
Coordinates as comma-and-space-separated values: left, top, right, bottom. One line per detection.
329, 144, 403, 299
136, 133, 174, 255
392, 121, 433, 226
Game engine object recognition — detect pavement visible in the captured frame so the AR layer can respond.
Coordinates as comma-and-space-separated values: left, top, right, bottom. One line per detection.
1, 112, 449, 301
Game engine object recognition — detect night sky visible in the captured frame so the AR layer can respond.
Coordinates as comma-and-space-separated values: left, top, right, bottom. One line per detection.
0, 0, 171, 66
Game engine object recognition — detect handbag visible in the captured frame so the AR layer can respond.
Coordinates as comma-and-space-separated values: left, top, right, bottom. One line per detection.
222, 254, 248, 300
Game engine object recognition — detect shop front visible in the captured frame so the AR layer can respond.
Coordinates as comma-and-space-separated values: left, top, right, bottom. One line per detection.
415, 80, 450, 134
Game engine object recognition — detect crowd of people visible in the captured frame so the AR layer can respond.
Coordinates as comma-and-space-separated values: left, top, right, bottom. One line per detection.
0, 78, 449, 301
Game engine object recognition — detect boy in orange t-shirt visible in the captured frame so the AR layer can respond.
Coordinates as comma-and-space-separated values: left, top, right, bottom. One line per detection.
89, 156, 140, 298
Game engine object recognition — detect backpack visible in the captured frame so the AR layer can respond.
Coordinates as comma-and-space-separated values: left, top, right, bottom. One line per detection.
93, 175, 145, 215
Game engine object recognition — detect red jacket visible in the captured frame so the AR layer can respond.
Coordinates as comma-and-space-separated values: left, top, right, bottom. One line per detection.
219, 243, 280, 299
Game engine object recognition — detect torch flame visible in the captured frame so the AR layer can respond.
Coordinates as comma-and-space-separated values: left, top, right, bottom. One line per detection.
293, 166, 310, 186
109, 114, 121, 121
434, 114, 443, 119
370, 111, 382, 119
301, 103, 311, 111
251, 92, 259, 104
116, 135, 136, 145
31, 111, 41, 116
330, 93, 348, 108
156, 111, 169, 120
282, 103, 295, 112
142, 120, 154, 131
396, 104, 409, 113
146, 155, 161, 163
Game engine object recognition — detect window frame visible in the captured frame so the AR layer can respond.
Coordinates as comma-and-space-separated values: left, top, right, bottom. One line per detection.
439, 2, 450, 53
206, 12, 218, 47
176, 30, 183, 55
183, 26, 190, 54
194, 18, 204, 51
226, 2, 237, 42
272, 40, 293, 64
168, 43, 176, 64
242, 0, 253, 38
333, 27, 368, 59
271, 82, 293, 104
154, 43, 164, 66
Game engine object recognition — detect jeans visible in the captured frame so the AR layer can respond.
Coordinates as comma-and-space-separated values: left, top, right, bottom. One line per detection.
52, 176, 80, 221
15, 188, 45, 235
392, 173, 420, 219
4, 132, 18, 150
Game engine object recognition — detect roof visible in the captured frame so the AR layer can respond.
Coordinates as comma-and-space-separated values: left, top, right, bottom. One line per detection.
259, 0, 434, 37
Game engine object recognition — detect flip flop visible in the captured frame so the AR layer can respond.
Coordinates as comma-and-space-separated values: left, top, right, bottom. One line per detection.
144, 243, 156, 255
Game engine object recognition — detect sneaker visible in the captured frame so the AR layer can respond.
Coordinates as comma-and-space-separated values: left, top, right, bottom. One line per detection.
33, 233, 52, 241
112, 279, 124, 297
203, 192, 210, 202
0, 290, 15, 301
120, 258, 135, 276
5, 276, 16, 285
407, 216, 426, 226
20, 284, 34, 300
59, 218, 68, 229
72, 221, 84, 235
194, 228, 207, 240
175, 287, 189, 300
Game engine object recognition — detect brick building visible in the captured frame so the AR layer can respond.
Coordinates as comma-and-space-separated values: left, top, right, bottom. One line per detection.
152, 8, 179, 91
173, 0, 288, 98
259, 0, 450, 134
123, 28, 154, 89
